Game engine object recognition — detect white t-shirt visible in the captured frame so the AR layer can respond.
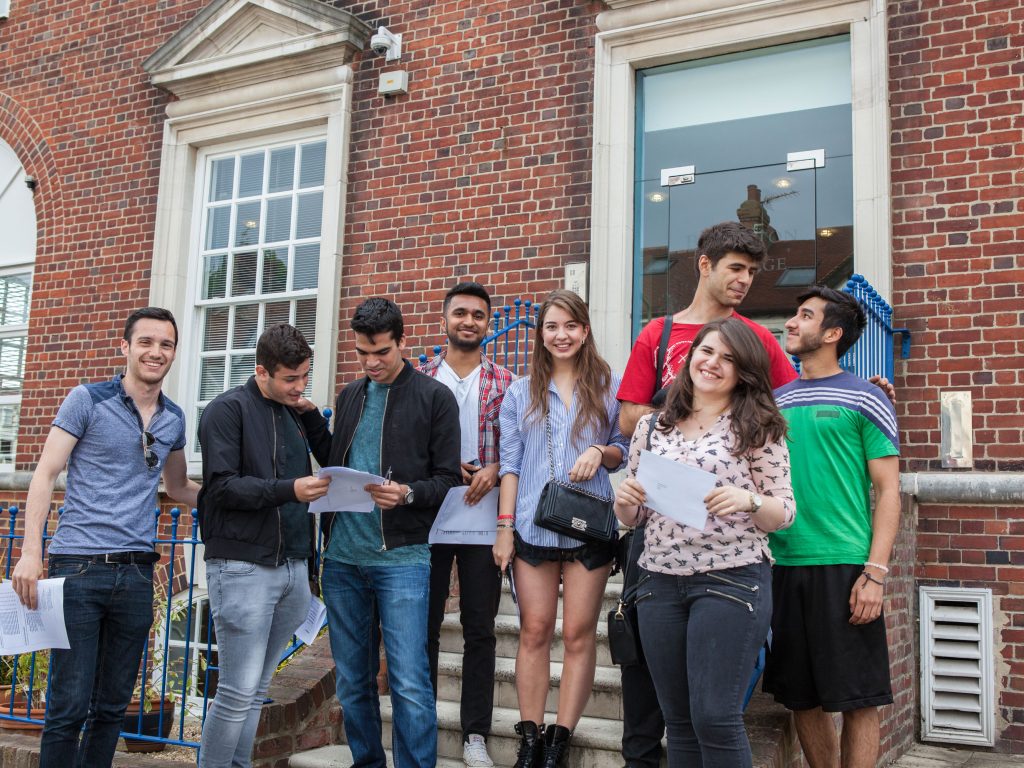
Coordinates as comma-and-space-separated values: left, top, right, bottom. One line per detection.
435, 360, 482, 463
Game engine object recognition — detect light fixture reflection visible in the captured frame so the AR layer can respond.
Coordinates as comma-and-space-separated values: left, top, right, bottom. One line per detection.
773, 178, 792, 189
818, 228, 834, 238
647, 192, 666, 203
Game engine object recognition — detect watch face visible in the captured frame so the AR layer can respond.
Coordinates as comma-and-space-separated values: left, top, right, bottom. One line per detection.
404, 489, 414, 504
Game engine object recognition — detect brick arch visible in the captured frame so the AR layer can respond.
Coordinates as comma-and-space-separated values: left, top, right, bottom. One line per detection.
0, 92, 68, 469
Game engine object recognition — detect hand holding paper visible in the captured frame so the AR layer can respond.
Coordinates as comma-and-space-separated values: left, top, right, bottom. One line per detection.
635, 449, 718, 531
428, 486, 499, 545
308, 467, 385, 514
0, 579, 70, 654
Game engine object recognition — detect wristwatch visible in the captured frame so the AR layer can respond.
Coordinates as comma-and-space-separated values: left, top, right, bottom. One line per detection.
404, 487, 415, 505
749, 493, 763, 513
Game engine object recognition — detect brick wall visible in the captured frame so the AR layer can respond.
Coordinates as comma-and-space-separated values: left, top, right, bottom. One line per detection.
328, 0, 605, 380
888, 0, 1024, 752
0, 1, 209, 469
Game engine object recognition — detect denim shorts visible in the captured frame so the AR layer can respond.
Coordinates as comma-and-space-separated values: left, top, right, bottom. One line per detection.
513, 530, 615, 571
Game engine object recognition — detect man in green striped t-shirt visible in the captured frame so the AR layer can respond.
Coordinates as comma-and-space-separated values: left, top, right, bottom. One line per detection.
764, 286, 900, 768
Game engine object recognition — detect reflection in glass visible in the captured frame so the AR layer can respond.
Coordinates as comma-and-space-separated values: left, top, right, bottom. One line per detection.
203, 255, 227, 299
0, 337, 25, 393
232, 304, 258, 349
265, 198, 292, 243
295, 299, 316, 345
0, 403, 17, 465
231, 252, 258, 297
262, 249, 288, 294
0, 274, 30, 327
199, 358, 225, 401
234, 202, 261, 248
205, 207, 231, 251
634, 35, 853, 332
296, 192, 323, 239
203, 307, 229, 351
209, 158, 235, 202
293, 244, 319, 290
264, 301, 290, 328
229, 354, 256, 387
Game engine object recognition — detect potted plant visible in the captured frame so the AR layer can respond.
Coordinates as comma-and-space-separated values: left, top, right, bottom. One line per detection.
0, 651, 48, 732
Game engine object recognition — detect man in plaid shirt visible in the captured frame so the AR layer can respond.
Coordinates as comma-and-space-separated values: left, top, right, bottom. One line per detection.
420, 281, 514, 768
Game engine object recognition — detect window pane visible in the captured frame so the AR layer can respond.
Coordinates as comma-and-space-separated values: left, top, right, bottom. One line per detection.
199, 358, 225, 401
205, 207, 231, 250
238, 152, 264, 198
295, 299, 316, 345
264, 198, 292, 243
262, 249, 288, 294
198, 650, 219, 697
209, 157, 235, 202
229, 354, 255, 387
293, 244, 319, 290
0, 337, 25, 393
299, 142, 326, 188
0, 403, 18, 465
264, 301, 290, 328
203, 307, 229, 351
234, 202, 261, 248
232, 304, 258, 349
203, 254, 227, 299
295, 192, 323, 239
0, 273, 31, 326
231, 251, 257, 297
268, 147, 295, 193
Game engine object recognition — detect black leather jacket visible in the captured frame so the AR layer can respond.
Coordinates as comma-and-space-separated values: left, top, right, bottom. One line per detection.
198, 377, 331, 565
323, 361, 462, 551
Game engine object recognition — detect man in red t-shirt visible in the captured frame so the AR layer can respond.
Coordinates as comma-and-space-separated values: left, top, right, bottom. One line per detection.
618, 221, 797, 438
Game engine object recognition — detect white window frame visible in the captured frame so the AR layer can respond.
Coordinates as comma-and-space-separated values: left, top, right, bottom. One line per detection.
185, 130, 330, 463
0, 265, 32, 472
146, 54, 358, 473
159, 587, 218, 717
590, 0, 892, 370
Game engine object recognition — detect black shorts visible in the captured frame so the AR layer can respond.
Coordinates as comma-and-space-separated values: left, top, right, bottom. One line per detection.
513, 530, 615, 571
763, 564, 893, 712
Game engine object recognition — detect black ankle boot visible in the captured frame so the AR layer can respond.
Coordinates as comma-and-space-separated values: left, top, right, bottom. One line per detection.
513, 721, 545, 768
541, 724, 572, 768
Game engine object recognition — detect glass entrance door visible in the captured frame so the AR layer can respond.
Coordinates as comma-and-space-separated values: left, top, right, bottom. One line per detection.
634, 35, 854, 339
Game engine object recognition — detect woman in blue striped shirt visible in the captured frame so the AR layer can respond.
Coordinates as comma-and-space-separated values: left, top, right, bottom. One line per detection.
493, 289, 628, 768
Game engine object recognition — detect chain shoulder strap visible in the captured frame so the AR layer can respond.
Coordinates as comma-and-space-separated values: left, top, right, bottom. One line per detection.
544, 412, 612, 501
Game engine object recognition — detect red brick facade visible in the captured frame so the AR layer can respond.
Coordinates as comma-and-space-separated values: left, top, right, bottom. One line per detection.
1, 0, 1022, 760
888, 0, 1024, 752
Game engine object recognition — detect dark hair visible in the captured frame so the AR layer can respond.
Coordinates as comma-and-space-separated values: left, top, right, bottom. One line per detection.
697, 221, 766, 267
351, 297, 404, 341
124, 307, 178, 346
659, 318, 787, 457
443, 281, 492, 313
256, 324, 312, 374
526, 289, 612, 443
796, 286, 866, 358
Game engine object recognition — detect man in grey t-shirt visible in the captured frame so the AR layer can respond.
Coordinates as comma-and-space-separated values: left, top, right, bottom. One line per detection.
12, 307, 199, 768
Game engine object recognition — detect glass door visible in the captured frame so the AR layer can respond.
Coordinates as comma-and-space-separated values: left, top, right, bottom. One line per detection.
633, 35, 854, 339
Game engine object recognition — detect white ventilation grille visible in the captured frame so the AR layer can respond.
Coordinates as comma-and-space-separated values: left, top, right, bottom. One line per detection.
919, 586, 994, 746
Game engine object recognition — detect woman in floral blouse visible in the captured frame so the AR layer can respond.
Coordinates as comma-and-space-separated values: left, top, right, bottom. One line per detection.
613, 317, 795, 768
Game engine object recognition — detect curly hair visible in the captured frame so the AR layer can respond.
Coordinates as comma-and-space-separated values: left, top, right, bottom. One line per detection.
658, 318, 787, 457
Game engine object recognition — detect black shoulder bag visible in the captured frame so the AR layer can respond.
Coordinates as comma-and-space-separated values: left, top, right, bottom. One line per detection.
533, 415, 616, 544
607, 413, 659, 666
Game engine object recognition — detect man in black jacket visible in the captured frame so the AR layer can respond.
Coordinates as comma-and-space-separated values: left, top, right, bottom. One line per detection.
197, 324, 331, 768
321, 298, 461, 768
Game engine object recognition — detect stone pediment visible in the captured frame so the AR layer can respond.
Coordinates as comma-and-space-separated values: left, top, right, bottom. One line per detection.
144, 0, 371, 98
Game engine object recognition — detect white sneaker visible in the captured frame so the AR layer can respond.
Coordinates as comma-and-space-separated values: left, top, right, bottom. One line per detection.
463, 733, 495, 767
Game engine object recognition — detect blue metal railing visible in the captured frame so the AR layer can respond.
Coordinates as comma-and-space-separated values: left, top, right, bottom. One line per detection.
419, 298, 540, 372
840, 274, 911, 381
0, 504, 326, 752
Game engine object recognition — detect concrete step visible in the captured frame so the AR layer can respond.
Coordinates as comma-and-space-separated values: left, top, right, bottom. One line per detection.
435, 651, 623, 720
289, 744, 464, 767
440, 612, 613, 667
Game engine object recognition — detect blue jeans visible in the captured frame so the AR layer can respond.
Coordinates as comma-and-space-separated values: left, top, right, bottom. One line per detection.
40, 556, 154, 768
322, 559, 437, 768
199, 558, 310, 768
637, 561, 771, 768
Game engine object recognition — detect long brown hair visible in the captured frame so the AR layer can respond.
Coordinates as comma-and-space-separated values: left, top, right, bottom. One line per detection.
658, 317, 787, 457
526, 289, 612, 442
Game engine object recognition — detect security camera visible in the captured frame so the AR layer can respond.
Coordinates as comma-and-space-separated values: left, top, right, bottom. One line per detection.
369, 26, 402, 61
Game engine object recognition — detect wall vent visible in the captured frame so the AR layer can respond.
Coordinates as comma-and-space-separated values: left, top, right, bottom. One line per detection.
919, 586, 994, 746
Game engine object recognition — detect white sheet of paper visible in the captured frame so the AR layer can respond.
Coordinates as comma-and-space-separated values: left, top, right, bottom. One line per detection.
636, 449, 718, 530
294, 596, 327, 647
428, 486, 499, 545
308, 466, 386, 514
0, 579, 70, 654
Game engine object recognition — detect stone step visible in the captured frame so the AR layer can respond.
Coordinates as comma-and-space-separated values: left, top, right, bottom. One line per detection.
435, 650, 623, 720
441, 612, 614, 667
497, 579, 623, 617
289, 744, 465, 767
